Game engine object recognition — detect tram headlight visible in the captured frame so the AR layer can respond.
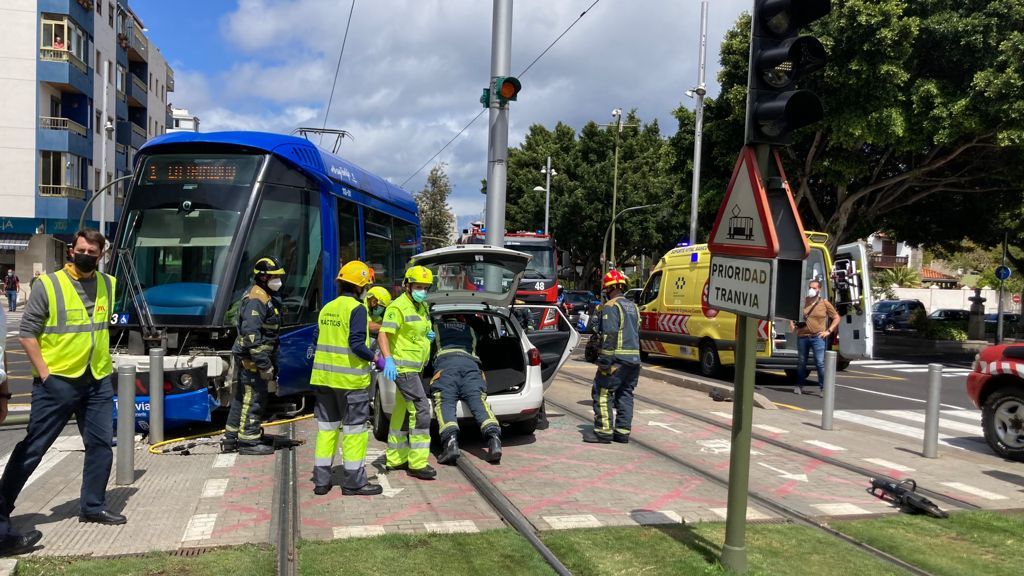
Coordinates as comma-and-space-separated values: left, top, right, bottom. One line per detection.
178, 373, 194, 390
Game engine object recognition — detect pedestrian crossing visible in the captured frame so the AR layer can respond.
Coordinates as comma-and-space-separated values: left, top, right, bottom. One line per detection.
850, 359, 973, 378
827, 407, 985, 449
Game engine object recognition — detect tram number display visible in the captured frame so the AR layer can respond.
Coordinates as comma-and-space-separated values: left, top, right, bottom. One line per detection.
148, 163, 238, 182
141, 154, 261, 185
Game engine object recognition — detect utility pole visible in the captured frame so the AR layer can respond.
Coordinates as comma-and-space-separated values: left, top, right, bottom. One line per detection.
484, 0, 513, 251
543, 156, 552, 235
610, 108, 622, 268
689, 0, 709, 245
99, 61, 110, 268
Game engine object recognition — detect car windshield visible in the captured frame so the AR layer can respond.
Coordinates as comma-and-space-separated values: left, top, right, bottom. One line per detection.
565, 292, 592, 305
874, 302, 896, 313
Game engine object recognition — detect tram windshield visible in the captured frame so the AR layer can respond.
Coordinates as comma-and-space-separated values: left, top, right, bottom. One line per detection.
113, 153, 262, 325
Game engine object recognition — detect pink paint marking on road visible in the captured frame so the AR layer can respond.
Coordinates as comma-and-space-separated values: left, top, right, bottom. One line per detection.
373, 486, 478, 525
521, 455, 654, 516
212, 503, 273, 537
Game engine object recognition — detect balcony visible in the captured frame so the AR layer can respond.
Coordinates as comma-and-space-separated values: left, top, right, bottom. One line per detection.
166, 67, 174, 91
116, 143, 127, 171
128, 24, 147, 62
39, 116, 86, 136
130, 121, 147, 148
38, 116, 91, 158
127, 73, 147, 106
869, 254, 910, 269
38, 49, 91, 95
39, 48, 87, 74
39, 184, 86, 200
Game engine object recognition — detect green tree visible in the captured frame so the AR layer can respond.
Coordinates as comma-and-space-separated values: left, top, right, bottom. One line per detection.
874, 267, 922, 289
415, 164, 455, 251
690, 0, 1024, 249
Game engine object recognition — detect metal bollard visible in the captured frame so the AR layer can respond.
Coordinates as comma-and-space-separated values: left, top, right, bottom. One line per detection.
149, 348, 165, 445
821, 350, 838, 430
923, 363, 942, 458
116, 363, 136, 485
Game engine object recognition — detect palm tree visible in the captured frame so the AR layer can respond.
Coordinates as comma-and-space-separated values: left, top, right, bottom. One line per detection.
875, 267, 922, 289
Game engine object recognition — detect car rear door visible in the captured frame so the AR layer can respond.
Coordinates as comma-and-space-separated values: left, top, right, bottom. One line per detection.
518, 305, 580, 388
834, 241, 874, 359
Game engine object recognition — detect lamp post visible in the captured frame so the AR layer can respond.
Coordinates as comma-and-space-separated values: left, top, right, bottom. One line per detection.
533, 156, 556, 235
602, 203, 657, 275
78, 173, 134, 233
610, 108, 623, 267
686, 0, 710, 246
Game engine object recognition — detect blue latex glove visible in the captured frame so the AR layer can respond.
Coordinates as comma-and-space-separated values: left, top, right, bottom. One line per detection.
383, 357, 398, 381
426, 330, 436, 342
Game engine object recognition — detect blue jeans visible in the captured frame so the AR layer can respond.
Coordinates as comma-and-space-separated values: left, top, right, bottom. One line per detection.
0, 373, 114, 517
797, 336, 827, 389
6, 290, 16, 311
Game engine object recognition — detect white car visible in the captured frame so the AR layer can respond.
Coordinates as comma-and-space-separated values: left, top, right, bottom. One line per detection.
371, 244, 580, 440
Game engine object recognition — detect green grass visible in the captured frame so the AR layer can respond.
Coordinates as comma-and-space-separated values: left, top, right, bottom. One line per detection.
834, 510, 1024, 576
17, 544, 275, 576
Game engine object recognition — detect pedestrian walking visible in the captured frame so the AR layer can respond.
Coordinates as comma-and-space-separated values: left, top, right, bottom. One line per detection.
1, 229, 126, 531
222, 256, 286, 456
310, 261, 383, 496
791, 279, 840, 395
0, 306, 43, 557
379, 265, 437, 480
432, 313, 502, 465
4, 270, 19, 312
584, 269, 641, 444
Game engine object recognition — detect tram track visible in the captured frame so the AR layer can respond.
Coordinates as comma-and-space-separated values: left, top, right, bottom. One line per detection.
273, 423, 298, 576
550, 373, 947, 576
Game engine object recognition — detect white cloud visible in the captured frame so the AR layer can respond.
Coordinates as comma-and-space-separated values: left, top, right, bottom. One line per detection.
173, 0, 752, 220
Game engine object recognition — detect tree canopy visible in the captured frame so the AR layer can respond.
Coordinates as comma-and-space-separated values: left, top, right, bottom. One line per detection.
415, 164, 455, 251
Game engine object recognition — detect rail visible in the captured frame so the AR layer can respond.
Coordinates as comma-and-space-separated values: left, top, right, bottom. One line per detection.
870, 254, 909, 268
131, 122, 147, 139
38, 184, 85, 200
39, 48, 88, 74
130, 26, 148, 58
131, 74, 148, 94
39, 116, 87, 137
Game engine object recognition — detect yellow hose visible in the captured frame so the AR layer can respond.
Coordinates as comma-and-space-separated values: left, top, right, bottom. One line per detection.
147, 414, 314, 455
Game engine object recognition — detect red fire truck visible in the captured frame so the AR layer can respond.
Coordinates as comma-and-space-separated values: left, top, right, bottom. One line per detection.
458, 223, 559, 304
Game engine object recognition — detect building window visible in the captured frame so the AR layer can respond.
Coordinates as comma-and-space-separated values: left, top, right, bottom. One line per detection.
40, 152, 82, 189
96, 1, 101, 14
94, 169, 100, 190
50, 97, 61, 117
95, 110, 101, 135
95, 49, 101, 75
107, 60, 112, 84
107, 116, 113, 140
40, 17, 66, 50
149, 72, 152, 91
116, 64, 126, 96
108, 4, 114, 28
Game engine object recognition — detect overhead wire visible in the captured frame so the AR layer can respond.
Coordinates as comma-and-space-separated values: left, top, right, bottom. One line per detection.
399, 0, 603, 188
319, 0, 357, 147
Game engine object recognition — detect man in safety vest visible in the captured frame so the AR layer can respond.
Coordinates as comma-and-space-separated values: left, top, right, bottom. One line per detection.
310, 261, 383, 496
432, 313, 502, 465
378, 265, 437, 480
222, 256, 286, 456
365, 286, 391, 337
2, 229, 125, 535
584, 269, 641, 444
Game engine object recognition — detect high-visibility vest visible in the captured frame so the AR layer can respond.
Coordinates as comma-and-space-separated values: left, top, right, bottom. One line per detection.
36, 269, 115, 379
600, 296, 641, 363
380, 293, 430, 374
310, 295, 371, 390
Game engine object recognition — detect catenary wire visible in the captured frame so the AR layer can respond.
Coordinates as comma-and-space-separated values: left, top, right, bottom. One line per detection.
319, 0, 357, 147
399, 0, 603, 188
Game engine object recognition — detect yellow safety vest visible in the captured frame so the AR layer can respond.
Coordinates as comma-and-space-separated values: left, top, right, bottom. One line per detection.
310, 295, 371, 390
380, 293, 430, 374
36, 268, 115, 379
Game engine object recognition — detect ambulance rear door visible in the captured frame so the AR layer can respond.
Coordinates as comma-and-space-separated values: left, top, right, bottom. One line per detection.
833, 241, 874, 360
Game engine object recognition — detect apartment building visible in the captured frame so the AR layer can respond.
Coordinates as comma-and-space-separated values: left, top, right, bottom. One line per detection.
0, 0, 176, 264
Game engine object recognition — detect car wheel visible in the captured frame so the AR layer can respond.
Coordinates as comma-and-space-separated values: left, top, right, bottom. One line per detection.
640, 350, 650, 362
510, 415, 539, 436
884, 322, 896, 333
372, 388, 390, 443
699, 341, 721, 378
836, 356, 850, 371
982, 383, 1024, 461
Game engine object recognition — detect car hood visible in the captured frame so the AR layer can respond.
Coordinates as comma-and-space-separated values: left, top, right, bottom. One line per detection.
410, 244, 531, 308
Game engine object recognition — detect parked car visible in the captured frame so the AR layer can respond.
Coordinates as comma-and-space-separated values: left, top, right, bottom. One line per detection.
370, 245, 579, 440
624, 288, 643, 303
872, 299, 926, 332
928, 309, 970, 321
563, 289, 599, 331
984, 313, 1022, 327
966, 343, 1024, 460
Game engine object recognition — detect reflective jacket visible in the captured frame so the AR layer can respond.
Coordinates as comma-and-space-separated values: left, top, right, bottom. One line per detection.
311, 295, 372, 390
435, 316, 478, 361
380, 293, 430, 374
599, 296, 640, 365
231, 284, 281, 372
36, 268, 115, 379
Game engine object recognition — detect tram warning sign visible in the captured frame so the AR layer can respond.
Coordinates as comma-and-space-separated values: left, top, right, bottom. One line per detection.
708, 147, 779, 258
707, 255, 776, 320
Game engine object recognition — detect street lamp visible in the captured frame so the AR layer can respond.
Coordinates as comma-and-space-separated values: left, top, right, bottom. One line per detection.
533, 156, 557, 235
602, 203, 658, 275
687, 0, 710, 246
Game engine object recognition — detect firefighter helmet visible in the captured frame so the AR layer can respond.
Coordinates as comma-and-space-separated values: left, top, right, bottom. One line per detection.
366, 286, 392, 307
253, 256, 286, 276
337, 260, 374, 287
602, 269, 628, 289
404, 265, 434, 285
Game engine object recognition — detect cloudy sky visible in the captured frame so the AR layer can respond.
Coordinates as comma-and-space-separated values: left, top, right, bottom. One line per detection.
135, 0, 751, 225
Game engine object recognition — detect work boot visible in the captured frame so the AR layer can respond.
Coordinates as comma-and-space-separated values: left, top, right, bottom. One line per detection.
238, 441, 275, 456
313, 484, 332, 496
342, 483, 384, 496
385, 462, 408, 472
583, 432, 612, 444
220, 437, 238, 453
407, 464, 437, 480
438, 436, 460, 465
613, 433, 630, 444
485, 434, 502, 463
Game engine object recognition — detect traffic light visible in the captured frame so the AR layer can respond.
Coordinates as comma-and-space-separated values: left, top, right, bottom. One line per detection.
745, 0, 831, 145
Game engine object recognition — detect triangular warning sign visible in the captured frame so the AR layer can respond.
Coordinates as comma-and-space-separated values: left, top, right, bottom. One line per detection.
707, 147, 779, 258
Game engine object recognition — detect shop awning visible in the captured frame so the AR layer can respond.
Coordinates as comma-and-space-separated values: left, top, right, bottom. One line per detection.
0, 234, 32, 251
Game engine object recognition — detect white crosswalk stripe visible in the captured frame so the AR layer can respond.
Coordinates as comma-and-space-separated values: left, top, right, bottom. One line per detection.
849, 359, 974, 377
824, 409, 985, 449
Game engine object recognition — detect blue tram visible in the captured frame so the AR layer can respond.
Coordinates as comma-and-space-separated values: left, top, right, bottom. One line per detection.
108, 131, 420, 427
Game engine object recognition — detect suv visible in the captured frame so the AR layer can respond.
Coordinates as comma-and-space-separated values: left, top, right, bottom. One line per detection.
967, 343, 1024, 460
563, 290, 598, 331
371, 245, 579, 440
872, 299, 926, 332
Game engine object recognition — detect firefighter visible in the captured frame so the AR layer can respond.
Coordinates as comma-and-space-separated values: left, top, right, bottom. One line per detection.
365, 285, 392, 336
223, 256, 285, 456
584, 269, 641, 444
378, 266, 437, 480
310, 261, 383, 496
432, 313, 501, 465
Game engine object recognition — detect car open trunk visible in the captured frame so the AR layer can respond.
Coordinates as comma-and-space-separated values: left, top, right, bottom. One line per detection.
420, 309, 527, 396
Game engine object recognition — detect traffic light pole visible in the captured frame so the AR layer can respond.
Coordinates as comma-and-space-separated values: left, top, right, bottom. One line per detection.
484, 0, 512, 251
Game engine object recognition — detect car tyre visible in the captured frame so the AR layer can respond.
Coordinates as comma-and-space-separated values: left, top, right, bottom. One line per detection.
836, 356, 850, 371
982, 383, 1024, 461
640, 350, 650, 362
510, 415, 538, 436
884, 321, 896, 333
372, 388, 390, 443
699, 341, 721, 378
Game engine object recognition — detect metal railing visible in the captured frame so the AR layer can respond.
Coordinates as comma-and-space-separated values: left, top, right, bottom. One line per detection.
116, 143, 126, 154
117, 89, 126, 102
131, 122, 146, 139
39, 116, 87, 137
39, 184, 86, 200
39, 48, 87, 74
130, 26, 148, 58
131, 74, 147, 94
869, 254, 910, 268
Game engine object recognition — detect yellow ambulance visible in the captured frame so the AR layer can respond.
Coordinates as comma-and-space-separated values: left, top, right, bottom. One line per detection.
637, 232, 874, 377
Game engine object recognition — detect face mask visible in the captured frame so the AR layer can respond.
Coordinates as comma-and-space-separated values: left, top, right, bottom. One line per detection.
373, 305, 385, 317
267, 278, 284, 292
807, 288, 819, 298
73, 252, 98, 273
412, 289, 428, 303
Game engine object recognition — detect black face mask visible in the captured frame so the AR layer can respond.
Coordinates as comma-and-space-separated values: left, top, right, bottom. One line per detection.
73, 252, 99, 273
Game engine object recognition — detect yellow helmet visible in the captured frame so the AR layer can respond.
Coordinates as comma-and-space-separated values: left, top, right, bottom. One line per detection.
253, 256, 286, 276
404, 265, 434, 285
367, 286, 392, 307
337, 260, 374, 288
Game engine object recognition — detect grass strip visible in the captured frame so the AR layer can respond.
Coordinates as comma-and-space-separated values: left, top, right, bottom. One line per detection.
16, 544, 275, 576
